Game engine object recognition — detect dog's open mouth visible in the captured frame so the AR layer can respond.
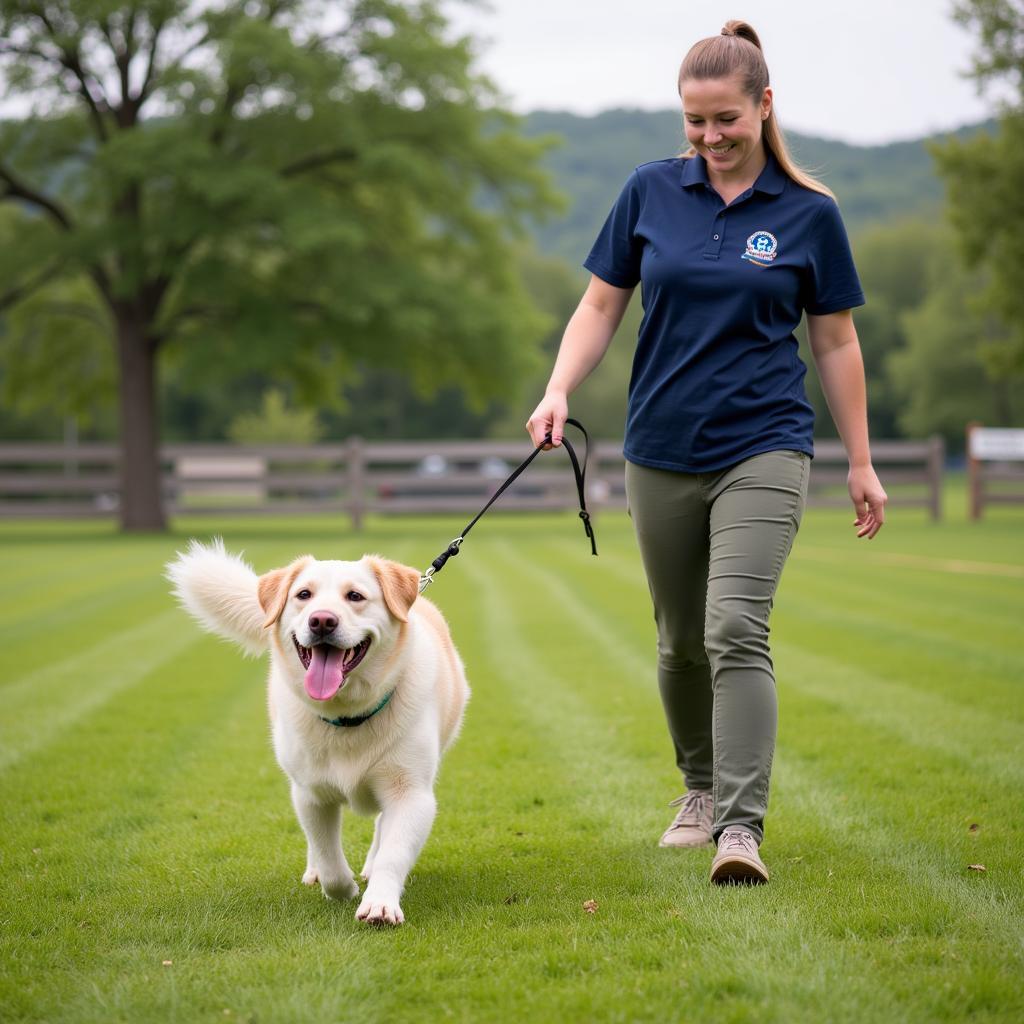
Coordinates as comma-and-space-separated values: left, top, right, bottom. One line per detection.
292, 635, 371, 701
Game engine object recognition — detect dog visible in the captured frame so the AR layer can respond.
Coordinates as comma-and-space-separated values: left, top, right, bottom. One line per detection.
166, 540, 469, 926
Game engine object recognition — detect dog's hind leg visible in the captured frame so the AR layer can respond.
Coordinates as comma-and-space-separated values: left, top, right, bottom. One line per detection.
361, 813, 383, 880
290, 784, 359, 902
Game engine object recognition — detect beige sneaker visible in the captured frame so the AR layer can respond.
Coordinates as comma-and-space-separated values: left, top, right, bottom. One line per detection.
710, 829, 769, 885
659, 789, 714, 848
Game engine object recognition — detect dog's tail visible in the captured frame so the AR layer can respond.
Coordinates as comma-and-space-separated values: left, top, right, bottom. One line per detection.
165, 538, 266, 656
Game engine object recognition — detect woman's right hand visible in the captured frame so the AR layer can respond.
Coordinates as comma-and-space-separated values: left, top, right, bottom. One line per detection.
525, 390, 569, 450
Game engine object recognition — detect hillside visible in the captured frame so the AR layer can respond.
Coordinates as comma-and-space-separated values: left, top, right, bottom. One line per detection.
521, 108, 995, 264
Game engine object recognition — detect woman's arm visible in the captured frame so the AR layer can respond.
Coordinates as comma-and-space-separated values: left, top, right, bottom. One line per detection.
525, 275, 634, 448
806, 309, 888, 539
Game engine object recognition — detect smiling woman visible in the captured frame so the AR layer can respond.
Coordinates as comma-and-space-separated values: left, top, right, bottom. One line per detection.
677, 23, 835, 202
526, 19, 888, 887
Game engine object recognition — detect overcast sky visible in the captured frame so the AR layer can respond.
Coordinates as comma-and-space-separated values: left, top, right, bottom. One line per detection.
444, 0, 1001, 145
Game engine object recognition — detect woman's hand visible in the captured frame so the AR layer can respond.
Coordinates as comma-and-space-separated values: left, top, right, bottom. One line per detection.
525, 390, 569, 450
848, 463, 887, 539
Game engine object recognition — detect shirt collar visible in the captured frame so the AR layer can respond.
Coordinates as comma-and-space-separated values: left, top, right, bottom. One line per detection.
679, 150, 786, 195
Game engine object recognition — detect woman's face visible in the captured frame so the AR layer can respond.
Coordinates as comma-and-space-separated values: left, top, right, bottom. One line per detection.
681, 73, 771, 180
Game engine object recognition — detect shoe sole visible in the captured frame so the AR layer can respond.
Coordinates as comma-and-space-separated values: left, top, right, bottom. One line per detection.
710, 854, 769, 885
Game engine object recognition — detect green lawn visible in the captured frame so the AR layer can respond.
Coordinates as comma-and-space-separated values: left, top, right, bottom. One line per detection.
1, 477, 1022, 1023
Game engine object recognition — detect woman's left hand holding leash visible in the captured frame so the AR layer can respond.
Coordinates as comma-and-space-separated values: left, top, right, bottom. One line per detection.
848, 464, 887, 539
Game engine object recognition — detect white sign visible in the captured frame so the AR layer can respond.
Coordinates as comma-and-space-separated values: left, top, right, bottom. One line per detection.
970, 428, 1024, 461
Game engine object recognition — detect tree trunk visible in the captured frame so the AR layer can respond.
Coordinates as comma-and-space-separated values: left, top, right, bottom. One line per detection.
116, 311, 166, 531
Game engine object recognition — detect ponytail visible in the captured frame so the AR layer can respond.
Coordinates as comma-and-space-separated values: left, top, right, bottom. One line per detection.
678, 21, 834, 200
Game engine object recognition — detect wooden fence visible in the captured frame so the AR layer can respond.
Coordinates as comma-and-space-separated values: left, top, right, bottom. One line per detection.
966, 422, 1024, 520
0, 435, 945, 527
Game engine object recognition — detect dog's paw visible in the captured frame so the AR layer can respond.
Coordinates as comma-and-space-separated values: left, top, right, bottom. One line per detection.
355, 894, 404, 926
321, 874, 360, 902
302, 868, 319, 886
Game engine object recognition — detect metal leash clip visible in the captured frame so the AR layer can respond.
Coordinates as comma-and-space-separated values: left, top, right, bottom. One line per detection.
419, 536, 464, 593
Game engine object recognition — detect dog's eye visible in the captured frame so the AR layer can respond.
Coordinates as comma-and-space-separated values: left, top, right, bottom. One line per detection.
346, 591, 365, 602
296, 589, 312, 600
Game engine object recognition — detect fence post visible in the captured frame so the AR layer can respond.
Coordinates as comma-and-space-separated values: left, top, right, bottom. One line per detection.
927, 434, 944, 521
966, 421, 982, 521
346, 435, 365, 531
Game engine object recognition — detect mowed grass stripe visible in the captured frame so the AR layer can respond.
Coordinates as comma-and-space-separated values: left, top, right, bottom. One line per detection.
787, 550, 1024, 638
0, 536, 207, 686
449, 542, 943, 1022
0, 560, 168, 644
0, 638, 330, 1021
498, 537, 1024, 901
0, 609, 205, 770
569, 535, 1024, 743
797, 545, 1024, 579
435, 552, 907, 1023
772, 639, 1024, 784
454, 550, 665, 828
585, 533, 1024, 826
766, 756, 1024, 1021
778, 584, 1024, 707
497, 535, 1024, 1016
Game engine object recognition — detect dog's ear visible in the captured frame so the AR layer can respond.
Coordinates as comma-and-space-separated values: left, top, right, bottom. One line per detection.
367, 557, 420, 623
258, 556, 311, 629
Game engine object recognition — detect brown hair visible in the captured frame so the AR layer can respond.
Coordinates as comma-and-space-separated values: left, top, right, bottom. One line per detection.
677, 20, 834, 199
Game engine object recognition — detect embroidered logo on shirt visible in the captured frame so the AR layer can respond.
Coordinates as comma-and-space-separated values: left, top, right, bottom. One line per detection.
741, 230, 778, 267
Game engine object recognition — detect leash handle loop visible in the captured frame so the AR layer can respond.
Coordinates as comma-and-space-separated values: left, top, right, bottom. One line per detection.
419, 419, 597, 591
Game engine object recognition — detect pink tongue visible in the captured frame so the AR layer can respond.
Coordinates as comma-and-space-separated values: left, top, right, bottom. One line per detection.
305, 645, 345, 701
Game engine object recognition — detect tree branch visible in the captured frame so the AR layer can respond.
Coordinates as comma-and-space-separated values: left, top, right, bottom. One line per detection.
280, 147, 358, 177
88, 265, 114, 310
0, 163, 73, 231
137, 15, 168, 107
151, 302, 222, 346
151, 24, 212, 93
31, 8, 111, 141
100, 14, 132, 118
0, 259, 66, 313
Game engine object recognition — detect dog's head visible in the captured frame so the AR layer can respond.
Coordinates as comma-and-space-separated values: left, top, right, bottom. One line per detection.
257, 555, 420, 702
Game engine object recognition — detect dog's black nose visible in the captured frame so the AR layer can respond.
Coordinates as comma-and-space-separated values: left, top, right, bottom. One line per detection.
308, 610, 339, 636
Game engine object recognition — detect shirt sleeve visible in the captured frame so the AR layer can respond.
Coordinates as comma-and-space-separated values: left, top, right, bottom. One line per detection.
583, 170, 643, 288
802, 197, 865, 315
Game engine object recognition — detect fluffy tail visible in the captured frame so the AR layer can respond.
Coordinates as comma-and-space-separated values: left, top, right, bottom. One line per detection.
165, 539, 267, 656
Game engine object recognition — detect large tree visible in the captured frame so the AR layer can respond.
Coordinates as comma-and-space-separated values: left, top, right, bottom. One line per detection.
885, 230, 1021, 446
0, 0, 557, 529
932, 0, 1024, 375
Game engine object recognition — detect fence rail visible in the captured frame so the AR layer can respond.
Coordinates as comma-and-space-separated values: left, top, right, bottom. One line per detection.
0, 436, 946, 526
966, 422, 1024, 520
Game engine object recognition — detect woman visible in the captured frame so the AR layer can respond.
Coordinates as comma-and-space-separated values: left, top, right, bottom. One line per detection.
526, 21, 887, 885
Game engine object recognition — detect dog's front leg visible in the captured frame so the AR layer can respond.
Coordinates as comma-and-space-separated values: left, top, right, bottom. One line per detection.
361, 813, 383, 880
355, 788, 436, 926
290, 784, 359, 901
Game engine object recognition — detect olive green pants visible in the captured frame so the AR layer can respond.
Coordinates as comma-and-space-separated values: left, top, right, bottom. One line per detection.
625, 449, 810, 844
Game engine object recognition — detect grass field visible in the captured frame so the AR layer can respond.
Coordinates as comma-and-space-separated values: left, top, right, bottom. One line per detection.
2, 477, 1023, 1023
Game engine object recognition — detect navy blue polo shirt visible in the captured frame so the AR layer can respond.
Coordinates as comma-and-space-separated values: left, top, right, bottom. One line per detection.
584, 151, 864, 472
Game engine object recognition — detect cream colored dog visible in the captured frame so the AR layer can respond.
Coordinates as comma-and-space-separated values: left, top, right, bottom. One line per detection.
166, 540, 469, 926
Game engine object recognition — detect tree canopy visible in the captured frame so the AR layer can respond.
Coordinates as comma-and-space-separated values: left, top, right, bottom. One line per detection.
0, 0, 559, 528
933, 0, 1024, 375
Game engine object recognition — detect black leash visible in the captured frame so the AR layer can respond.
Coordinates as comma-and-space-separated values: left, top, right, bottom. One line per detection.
419, 418, 598, 593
